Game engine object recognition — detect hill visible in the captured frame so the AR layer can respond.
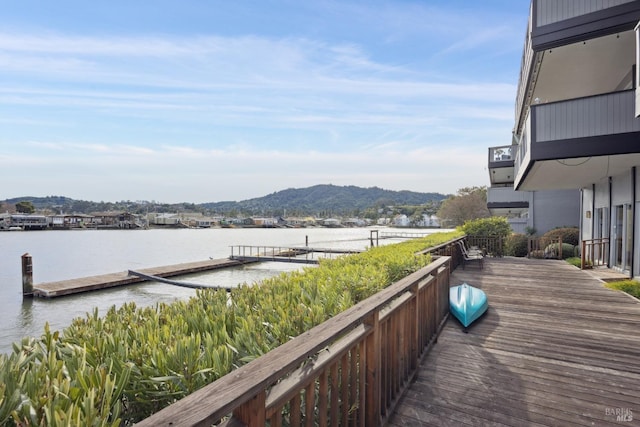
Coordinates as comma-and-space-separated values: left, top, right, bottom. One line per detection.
201, 185, 448, 215
4, 185, 449, 216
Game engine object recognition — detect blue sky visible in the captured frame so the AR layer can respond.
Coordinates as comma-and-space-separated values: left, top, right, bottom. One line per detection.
1, 0, 529, 203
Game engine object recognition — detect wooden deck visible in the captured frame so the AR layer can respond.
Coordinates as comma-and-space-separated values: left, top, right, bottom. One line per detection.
390, 257, 640, 426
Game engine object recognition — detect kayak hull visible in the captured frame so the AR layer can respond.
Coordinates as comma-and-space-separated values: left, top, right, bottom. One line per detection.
449, 283, 488, 328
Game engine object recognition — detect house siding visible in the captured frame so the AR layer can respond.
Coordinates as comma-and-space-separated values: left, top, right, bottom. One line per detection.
536, 0, 635, 27
534, 91, 640, 142
531, 189, 580, 234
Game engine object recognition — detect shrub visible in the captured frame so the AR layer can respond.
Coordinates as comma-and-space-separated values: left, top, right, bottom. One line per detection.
505, 233, 529, 257
543, 242, 576, 259
0, 230, 464, 425
541, 227, 579, 246
460, 217, 511, 238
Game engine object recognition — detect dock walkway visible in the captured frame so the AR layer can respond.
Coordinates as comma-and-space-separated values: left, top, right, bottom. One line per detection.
390, 257, 640, 426
33, 258, 243, 298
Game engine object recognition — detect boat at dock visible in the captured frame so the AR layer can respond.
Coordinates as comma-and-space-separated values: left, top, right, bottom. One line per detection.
449, 283, 488, 330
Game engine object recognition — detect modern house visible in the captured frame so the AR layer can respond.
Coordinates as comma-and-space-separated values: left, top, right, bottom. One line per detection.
487, 144, 580, 234
510, 0, 640, 276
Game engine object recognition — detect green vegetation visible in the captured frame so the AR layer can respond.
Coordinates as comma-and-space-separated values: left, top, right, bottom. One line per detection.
4, 185, 447, 217
0, 230, 462, 425
505, 233, 529, 257
541, 227, 579, 246
605, 280, 640, 299
460, 216, 511, 239
565, 257, 583, 268
14, 201, 35, 214
437, 186, 490, 228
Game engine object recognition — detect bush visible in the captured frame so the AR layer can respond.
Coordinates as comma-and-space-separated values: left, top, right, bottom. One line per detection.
0, 230, 464, 425
544, 242, 576, 259
541, 227, 579, 246
460, 217, 511, 238
505, 233, 529, 257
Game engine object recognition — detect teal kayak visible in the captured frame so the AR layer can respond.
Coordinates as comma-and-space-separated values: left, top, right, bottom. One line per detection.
449, 283, 488, 330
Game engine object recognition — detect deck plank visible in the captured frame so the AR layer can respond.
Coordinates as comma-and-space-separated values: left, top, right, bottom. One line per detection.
389, 257, 640, 426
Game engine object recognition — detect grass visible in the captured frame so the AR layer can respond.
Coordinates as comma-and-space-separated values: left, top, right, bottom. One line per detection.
565, 257, 582, 268
605, 280, 640, 299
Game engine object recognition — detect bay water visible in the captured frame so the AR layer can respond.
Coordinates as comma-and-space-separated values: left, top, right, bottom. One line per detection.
0, 227, 440, 354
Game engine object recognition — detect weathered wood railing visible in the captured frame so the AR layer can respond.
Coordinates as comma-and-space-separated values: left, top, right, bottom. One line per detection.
465, 236, 504, 257
581, 238, 609, 269
528, 236, 563, 259
135, 255, 451, 427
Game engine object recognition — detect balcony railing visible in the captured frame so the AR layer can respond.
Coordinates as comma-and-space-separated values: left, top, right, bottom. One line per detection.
487, 186, 529, 204
489, 145, 514, 162
533, 90, 639, 142
515, 90, 639, 184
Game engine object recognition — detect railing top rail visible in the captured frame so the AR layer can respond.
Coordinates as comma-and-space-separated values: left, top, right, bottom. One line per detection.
136, 255, 451, 426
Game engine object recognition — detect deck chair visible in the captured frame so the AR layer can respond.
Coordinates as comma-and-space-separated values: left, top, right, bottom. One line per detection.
460, 240, 484, 257
456, 241, 484, 269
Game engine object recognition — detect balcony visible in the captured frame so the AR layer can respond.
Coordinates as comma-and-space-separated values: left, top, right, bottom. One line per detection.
487, 186, 529, 217
488, 145, 515, 186
515, 90, 640, 190
514, 0, 640, 136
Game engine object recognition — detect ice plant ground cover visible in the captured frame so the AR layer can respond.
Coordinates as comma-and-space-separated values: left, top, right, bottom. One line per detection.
0, 230, 462, 425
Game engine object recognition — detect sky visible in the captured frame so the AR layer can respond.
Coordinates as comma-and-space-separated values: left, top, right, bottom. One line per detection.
1, 0, 529, 204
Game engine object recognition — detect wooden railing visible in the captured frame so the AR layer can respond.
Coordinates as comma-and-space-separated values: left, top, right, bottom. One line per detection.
581, 238, 609, 269
465, 236, 504, 257
528, 237, 563, 259
136, 256, 452, 427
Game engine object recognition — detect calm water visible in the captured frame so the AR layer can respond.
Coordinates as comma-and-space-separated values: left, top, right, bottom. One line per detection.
0, 227, 441, 354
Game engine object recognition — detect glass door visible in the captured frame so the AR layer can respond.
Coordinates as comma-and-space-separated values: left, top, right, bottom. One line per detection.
613, 204, 632, 273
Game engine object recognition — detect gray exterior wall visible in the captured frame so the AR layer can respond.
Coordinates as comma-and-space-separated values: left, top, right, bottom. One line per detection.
531, 189, 580, 234
534, 91, 640, 142
536, 0, 635, 27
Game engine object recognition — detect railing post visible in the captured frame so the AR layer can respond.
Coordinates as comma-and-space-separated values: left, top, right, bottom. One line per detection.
364, 311, 381, 427
581, 241, 586, 269
233, 390, 266, 427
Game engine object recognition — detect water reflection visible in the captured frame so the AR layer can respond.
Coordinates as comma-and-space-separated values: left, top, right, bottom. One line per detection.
19, 297, 34, 329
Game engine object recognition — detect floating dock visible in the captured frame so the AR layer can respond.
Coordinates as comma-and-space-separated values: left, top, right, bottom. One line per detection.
28, 245, 364, 298
229, 245, 363, 264
32, 258, 245, 298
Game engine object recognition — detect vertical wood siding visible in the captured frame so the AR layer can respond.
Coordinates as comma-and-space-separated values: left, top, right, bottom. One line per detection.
536, 0, 634, 27
534, 90, 640, 142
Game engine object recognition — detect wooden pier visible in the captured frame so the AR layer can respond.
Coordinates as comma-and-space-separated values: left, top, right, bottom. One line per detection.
32, 258, 244, 298
390, 257, 640, 426
229, 245, 363, 264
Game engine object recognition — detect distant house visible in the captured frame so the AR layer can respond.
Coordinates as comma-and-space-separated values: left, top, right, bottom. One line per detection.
377, 217, 391, 226
92, 212, 141, 229
393, 215, 410, 227
0, 213, 48, 230
48, 213, 95, 229
322, 218, 342, 228
149, 213, 181, 226
343, 218, 367, 227
251, 217, 278, 227
417, 214, 440, 228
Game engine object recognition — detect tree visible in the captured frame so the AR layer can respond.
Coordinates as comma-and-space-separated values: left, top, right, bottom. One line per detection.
436, 186, 490, 227
15, 200, 36, 214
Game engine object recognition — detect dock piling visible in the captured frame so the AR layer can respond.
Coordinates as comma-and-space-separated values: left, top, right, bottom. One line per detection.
22, 253, 34, 297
